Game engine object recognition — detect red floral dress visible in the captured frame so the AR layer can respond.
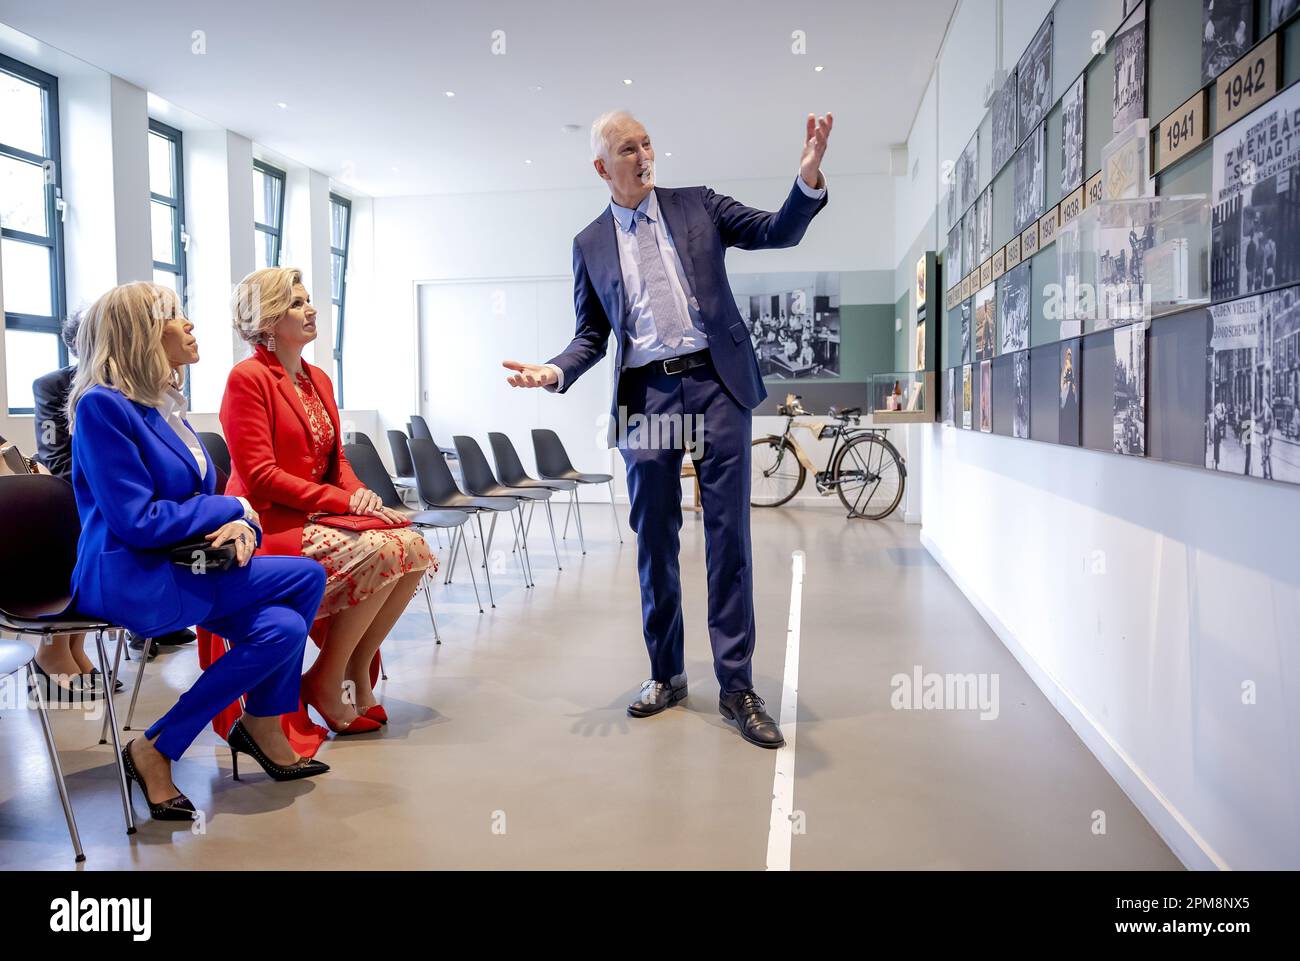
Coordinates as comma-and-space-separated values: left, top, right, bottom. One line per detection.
294, 371, 433, 616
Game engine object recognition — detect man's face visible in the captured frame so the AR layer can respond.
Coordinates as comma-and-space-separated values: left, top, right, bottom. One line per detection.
596, 119, 654, 198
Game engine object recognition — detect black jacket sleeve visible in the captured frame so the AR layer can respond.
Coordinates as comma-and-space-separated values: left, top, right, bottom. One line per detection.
32, 365, 75, 481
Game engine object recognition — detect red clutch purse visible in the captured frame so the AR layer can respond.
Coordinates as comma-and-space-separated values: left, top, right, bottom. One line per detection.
309, 513, 412, 532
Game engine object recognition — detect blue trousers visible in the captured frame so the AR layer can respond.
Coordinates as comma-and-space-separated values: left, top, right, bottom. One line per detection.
145, 556, 326, 760
617, 354, 756, 694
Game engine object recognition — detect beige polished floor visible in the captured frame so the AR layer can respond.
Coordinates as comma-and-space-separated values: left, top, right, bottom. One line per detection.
0, 503, 1182, 870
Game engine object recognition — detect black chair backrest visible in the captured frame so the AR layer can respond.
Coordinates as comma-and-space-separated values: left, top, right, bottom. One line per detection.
197, 432, 231, 477
343, 443, 404, 509
407, 437, 464, 508
0, 474, 80, 617
387, 430, 416, 477
532, 428, 576, 478
410, 415, 434, 442
452, 436, 504, 497
488, 432, 531, 487
348, 431, 377, 452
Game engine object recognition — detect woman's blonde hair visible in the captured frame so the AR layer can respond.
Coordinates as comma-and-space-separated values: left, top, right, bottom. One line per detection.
65, 282, 185, 432
231, 266, 303, 345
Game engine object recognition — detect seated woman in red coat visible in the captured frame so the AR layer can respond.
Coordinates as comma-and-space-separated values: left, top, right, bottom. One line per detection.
220, 267, 435, 739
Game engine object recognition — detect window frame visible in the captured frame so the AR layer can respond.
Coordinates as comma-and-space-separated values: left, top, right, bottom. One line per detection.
148, 118, 188, 306
1, 51, 68, 415
329, 192, 352, 406
253, 158, 286, 269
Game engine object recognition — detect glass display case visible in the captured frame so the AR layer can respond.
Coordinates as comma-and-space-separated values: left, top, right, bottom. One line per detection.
1056, 193, 1210, 337
870, 370, 931, 423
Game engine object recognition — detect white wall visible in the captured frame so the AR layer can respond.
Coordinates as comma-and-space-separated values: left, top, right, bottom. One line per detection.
362, 173, 897, 497
899, 0, 1300, 869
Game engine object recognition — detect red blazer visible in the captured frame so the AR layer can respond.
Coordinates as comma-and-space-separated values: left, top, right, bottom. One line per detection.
219, 344, 362, 557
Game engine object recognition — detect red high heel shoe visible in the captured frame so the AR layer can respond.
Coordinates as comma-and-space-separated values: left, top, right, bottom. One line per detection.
302, 694, 382, 735
362, 704, 388, 726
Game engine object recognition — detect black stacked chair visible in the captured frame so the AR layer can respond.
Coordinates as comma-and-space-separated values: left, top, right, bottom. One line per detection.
196, 431, 231, 477
452, 436, 551, 587
530, 428, 623, 553
411, 414, 458, 461
344, 442, 479, 623
488, 432, 575, 570
386, 429, 418, 492
0, 474, 137, 844
406, 437, 518, 608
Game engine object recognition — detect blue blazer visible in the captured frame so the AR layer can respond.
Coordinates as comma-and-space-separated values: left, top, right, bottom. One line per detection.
67, 385, 258, 637
546, 181, 827, 444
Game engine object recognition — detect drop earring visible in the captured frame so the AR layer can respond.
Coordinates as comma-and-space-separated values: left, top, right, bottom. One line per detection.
265, 331, 276, 351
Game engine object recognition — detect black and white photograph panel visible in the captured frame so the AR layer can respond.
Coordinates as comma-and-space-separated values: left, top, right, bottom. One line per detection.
1099, 200, 1158, 325
1061, 73, 1085, 195
1013, 123, 1045, 235
1202, 0, 1254, 86
1113, 1, 1147, 134
948, 221, 963, 282
1017, 15, 1053, 142
992, 66, 1019, 175
733, 277, 841, 381
1211, 81, 1300, 301
962, 363, 973, 428
975, 282, 996, 362
960, 298, 973, 366
1205, 287, 1300, 484
1269, 0, 1300, 30
998, 261, 1031, 353
976, 186, 993, 264
1060, 338, 1082, 446
980, 359, 993, 432
959, 132, 979, 213
963, 207, 977, 278
943, 367, 955, 427
1013, 351, 1031, 439
1113, 322, 1146, 456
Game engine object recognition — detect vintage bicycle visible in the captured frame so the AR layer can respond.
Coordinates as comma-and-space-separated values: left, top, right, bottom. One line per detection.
750, 394, 906, 519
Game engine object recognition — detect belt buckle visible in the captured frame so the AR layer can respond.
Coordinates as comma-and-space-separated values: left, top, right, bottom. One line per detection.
662, 356, 687, 375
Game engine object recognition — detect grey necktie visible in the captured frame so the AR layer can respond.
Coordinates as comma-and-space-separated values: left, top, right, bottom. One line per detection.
635, 211, 687, 348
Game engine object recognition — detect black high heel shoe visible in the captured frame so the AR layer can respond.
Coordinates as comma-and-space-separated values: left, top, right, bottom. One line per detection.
226, 719, 330, 782
120, 740, 196, 821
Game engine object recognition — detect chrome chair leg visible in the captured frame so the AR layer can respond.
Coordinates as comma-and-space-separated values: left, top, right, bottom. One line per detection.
422, 576, 440, 644
508, 508, 532, 587
543, 499, 562, 570
123, 633, 151, 730
445, 526, 461, 584
459, 525, 484, 613
28, 662, 86, 862
563, 489, 574, 538
483, 513, 498, 567
475, 513, 496, 608
99, 630, 126, 745
573, 487, 587, 555
93, 628, 136, 835
607, 480, 623, 543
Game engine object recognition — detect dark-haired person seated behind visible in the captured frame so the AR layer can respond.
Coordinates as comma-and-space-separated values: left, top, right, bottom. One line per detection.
63, 280, 329, 822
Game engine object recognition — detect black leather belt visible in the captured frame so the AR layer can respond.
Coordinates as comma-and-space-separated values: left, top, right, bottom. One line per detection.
646, 351, 710, 376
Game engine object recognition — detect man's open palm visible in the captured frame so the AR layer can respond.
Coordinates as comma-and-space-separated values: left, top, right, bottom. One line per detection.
503, 359, 558, 388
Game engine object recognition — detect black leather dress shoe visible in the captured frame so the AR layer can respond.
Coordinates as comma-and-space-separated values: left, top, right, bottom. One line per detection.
156, 628, 196, 646
719, 690, 785, 748
627, 673, 688, 717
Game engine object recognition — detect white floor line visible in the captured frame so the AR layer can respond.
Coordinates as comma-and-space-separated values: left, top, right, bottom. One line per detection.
765, 550, 805, 871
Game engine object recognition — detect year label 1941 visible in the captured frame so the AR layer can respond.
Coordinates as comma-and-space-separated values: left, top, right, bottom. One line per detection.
1155, 90, 1207, 172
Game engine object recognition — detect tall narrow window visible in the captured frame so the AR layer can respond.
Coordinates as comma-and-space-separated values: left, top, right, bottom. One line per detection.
252, 159, 285, 270
148, 119, 187, 303
1, 53, 67, 414
329, 192, 351, 405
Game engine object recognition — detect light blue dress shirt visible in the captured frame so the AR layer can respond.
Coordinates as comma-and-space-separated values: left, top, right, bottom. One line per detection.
547, 175, 826, 388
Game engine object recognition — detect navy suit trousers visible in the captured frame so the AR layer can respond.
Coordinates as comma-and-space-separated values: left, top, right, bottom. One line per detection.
617, 352, 755, 694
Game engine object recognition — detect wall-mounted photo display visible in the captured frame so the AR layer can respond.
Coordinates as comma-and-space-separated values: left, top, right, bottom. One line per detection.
1202, 0, 1254, 86
1113, 2, 1146, 134
947, 221, 962, 281
1099, 200, 1159, 325
916, 320, 926, 370
962, 207, 977, 279
1059, 338, 1082, 446
1113, 322, 1147, 455
1017, 15, 1053, 144
992, 67, 1019, 175
1268, 0, 1300, 30
998, 261, 1031, 353
733, 276, 841, 381
1210, 80, 1300, 301
975, 283, 996, 361
979, 359, 993, 432
1205, 286, 1300, 484
943, 367, 955, 426
1013, 352, 1031, 439
1056, 221, 1088, 336
962, 363, 973, 428
1013, 123, 1045, 235
959, 132, 979, 214
1061, 74, 1085, 195
976, 186, 993, 264
960, 298, 973, 365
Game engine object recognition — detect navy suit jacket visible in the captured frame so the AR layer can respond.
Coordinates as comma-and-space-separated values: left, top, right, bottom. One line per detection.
546, 182, 828, 444
32, 365, 75, 480
67, 385, 258, 637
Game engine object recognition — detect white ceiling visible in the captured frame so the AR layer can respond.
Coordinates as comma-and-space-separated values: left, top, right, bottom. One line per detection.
0, 0, 957, 197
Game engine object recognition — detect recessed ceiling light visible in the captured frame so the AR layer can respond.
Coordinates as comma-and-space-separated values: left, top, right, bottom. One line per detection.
665, 152, 672, 157
814, 65, 824, 72
445, 90, 455, 97
562, 123, 581, 133
622, 78, 633, 85
391, 166, 399, 172
524, 159, 532, 165
534, 84, 544, 92
276, 101, 288, 108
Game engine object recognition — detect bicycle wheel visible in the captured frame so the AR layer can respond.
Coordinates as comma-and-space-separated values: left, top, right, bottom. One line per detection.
832, 433, 904, 519
750, 436, 805, 507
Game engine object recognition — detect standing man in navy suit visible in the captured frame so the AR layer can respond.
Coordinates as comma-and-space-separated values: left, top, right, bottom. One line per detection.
503, 110, 831, 747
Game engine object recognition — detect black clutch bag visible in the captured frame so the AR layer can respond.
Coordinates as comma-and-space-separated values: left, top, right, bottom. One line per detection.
168, 538, 238, 572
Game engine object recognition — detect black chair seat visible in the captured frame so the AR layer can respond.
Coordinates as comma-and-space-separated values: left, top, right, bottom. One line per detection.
504, 476, 576, 492
0, 638, 35, 679
479, 484, 550, 501
549, 470, 614, 485
408, 509, 471, 528
434, 492, 519, 512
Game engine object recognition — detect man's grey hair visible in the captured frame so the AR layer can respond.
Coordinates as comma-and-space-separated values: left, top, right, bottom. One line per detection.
591, 110, 640, 161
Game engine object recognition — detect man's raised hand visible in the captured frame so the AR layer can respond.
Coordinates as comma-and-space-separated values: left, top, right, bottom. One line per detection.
502, 360, 558, 389
799, 113, 833, 190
